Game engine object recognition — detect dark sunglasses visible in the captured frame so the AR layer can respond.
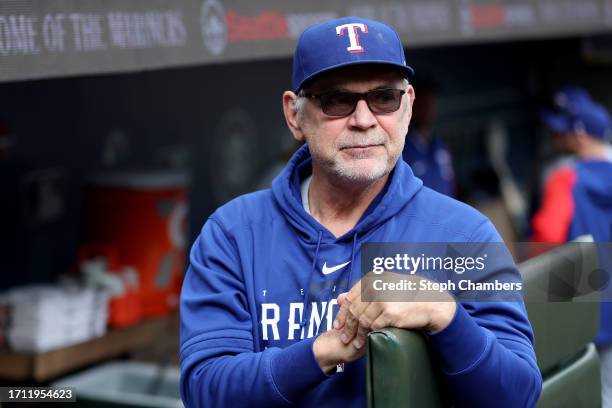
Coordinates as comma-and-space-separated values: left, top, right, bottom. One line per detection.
302, 88, 406, 117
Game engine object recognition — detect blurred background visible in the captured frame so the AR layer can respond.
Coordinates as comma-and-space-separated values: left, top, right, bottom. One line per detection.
0, 0, 611, 406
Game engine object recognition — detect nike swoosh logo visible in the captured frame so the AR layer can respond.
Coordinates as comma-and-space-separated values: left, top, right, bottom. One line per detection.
322, 261, 351, 275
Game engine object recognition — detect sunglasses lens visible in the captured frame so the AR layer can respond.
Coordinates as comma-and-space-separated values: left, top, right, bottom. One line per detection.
368, 89, 403, 113
321, 92, 358, 116
317, 89, 404, 116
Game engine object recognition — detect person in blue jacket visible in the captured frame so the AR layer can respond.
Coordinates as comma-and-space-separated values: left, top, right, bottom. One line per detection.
180, 16, 541, 408
532, 86, 612, 407
402, 76, 456, 197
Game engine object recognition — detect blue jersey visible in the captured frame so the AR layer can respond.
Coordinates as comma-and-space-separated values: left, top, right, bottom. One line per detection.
180, 144, 541, 407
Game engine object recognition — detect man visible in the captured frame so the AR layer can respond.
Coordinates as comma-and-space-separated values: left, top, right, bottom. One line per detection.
180, 17, 541, 407
532, 86, 612, 244
402, 76, 456, 196
532, 86, 612, 406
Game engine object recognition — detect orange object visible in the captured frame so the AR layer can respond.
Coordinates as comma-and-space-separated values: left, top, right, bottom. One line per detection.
109, 295, 141, 328
108, 279, 141, 328
84, 171, 188, 318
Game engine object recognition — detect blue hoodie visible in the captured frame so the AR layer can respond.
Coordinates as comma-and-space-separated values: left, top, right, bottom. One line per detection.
180, 145, 542, 408
572, 161, 612, 345
569, 161, 612, 244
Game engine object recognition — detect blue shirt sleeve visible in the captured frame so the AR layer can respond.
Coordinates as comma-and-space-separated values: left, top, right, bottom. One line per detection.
179, 217, 329, 407
427, 220, 542, 407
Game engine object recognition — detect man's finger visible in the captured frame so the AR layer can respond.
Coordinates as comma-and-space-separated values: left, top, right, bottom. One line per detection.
333, 293, 350, 329
341, 296, 373, 344
341, 309, 360, 344
352, 303, 379, 349
370, 312, 391, 331
348, 295, 370, 319
347, 279, 362, 302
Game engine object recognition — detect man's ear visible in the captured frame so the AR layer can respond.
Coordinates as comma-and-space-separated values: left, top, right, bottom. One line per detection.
405, 84, 415, 126
282, 91, 306, 143
406, 84, 415, 112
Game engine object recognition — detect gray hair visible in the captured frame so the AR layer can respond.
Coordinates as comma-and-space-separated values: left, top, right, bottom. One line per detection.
294, 89, 307, 118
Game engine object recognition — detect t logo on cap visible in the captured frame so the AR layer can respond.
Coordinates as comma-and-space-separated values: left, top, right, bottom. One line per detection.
336, 23, 368, 53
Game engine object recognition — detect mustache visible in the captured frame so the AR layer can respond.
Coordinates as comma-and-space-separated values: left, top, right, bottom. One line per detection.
336, 134, 386, 150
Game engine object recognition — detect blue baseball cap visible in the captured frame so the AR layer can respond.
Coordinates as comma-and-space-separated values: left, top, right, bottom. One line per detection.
542, 86, 612, 140
292, 16, 414, 92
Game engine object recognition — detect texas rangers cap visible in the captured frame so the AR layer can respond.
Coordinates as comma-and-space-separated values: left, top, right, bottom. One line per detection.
542, 86, 612, 140
292, 16, 414, 92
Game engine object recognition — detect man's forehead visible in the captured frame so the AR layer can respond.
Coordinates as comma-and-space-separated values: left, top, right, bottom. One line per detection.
306, 65, 406, 92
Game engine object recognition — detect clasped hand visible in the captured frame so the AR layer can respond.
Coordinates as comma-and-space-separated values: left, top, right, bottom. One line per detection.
313, 273, 456, 373
333, 273, 456, 349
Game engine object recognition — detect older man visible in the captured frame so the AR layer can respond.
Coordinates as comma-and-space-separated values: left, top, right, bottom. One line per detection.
180, 17, 541, 407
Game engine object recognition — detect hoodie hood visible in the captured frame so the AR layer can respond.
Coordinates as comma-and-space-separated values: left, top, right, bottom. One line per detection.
271, 144, 423, 243
577, 160, 612, 207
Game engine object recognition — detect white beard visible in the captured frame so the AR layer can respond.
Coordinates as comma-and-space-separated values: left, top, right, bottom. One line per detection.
332, 154, 392, 182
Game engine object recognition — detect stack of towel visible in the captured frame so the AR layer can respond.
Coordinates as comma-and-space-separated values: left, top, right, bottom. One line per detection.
4, 285, 109, 352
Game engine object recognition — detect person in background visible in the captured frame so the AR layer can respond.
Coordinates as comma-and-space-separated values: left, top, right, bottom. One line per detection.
402, 76, 456, 197
531, 86, 612, 407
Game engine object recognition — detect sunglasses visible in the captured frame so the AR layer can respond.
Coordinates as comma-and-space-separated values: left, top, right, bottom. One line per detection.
302, 88, 406, 117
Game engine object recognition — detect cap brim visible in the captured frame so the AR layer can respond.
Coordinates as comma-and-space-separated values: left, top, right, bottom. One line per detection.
541, 110, 572, 134
295, 61, 414, 92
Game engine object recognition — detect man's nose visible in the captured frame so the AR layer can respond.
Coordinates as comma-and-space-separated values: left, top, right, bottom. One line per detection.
348, 99, 377, 129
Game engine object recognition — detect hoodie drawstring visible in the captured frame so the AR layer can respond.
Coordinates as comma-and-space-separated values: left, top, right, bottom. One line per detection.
311, 232, 360, 335
346, 232, 359, 294
300, 231, 360, 333
300, 230, 323, 328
